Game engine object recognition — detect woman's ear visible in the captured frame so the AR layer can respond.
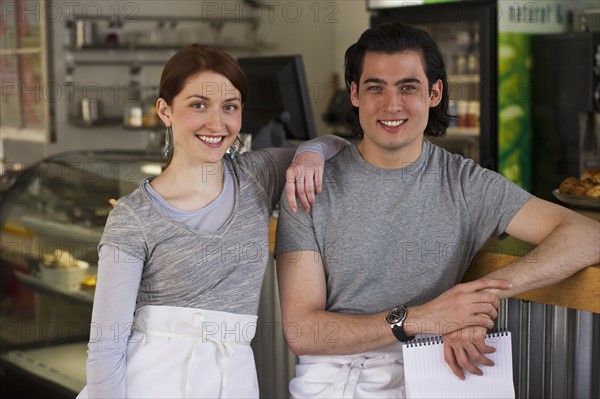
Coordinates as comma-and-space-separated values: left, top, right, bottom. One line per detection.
429, 79, 443, 107
350, 82, 360, 108
156, 98, 172, 127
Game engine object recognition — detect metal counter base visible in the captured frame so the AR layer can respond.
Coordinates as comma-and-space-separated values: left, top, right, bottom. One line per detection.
0, 342, 86, 398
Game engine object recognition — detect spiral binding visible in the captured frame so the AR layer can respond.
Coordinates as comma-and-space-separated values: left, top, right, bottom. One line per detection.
403, 329, 510, 348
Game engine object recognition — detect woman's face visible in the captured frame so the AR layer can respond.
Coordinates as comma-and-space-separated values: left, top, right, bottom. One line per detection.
158, 71, 243, 165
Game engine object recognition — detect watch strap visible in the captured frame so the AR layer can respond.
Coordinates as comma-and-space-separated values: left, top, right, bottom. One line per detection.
391, 323, 414, 342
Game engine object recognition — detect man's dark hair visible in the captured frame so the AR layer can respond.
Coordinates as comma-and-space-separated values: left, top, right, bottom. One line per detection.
344, 22, 450, 139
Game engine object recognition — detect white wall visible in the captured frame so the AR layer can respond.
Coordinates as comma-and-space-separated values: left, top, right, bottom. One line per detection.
2, 0, 370, 164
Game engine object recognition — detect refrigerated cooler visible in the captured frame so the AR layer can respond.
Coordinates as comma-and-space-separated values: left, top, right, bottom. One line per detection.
531, 31, 600, 202
369, 0, 498, 170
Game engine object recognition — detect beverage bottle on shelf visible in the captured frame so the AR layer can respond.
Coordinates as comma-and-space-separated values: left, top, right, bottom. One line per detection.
457, 100, 469, 128
467, 32, 480, 74
448, 101, 458, 127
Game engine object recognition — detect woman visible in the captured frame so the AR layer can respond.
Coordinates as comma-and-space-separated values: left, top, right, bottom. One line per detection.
78, 44, 346, 398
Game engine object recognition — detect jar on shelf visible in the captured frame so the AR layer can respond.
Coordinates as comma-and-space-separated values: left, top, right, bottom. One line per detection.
122, 80, 144, 128
75, 20, 96, 48
105, 20, 122, 47
142, 88, 160, 128
124, 104, 144, 128
142, 102, 160, 128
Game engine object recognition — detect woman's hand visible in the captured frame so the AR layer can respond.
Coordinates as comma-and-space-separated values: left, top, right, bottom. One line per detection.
285, 151, 324, 213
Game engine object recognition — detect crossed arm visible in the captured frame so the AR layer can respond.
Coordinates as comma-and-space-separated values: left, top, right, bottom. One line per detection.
444, 197, 600, 378
276, 197, 600, 377
276, 251, 510, 356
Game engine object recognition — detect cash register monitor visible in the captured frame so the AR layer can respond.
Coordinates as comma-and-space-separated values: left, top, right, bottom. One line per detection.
237, 55, 317, 148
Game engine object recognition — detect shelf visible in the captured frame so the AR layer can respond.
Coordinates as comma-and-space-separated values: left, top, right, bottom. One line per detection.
65, 42, 273, 63
69, 14, 263, 25
20, 216, 103, 243
448, 74, 479, 84
0, 342, 87, 395
15, 271, 94, 306
445, 126, 479, 139
68, 44, 184, 51
68, 117, 124, 127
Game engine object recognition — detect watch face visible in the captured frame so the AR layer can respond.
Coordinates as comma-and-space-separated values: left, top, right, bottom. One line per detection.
386, 307, 406, 324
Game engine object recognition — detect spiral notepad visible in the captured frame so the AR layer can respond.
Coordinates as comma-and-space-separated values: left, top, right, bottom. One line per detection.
403, 331, 514, 399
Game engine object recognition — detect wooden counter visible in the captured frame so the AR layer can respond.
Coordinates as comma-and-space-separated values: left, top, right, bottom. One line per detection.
463, 209, 600, 314
463, 252, 600, 314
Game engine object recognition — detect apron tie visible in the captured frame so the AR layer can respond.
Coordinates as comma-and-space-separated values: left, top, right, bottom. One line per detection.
341, 356, 366, 398
133, 311, 244, 398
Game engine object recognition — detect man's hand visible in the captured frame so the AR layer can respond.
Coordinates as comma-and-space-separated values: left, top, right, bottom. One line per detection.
285, 151, 324, 213
406, 278, 512, 337
443, 325, 494, 380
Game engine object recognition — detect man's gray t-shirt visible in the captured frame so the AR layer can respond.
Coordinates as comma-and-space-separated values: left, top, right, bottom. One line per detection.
275, 141, 533, 314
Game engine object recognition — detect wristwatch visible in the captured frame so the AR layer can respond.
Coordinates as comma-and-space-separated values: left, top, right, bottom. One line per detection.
385, 305, 415, 342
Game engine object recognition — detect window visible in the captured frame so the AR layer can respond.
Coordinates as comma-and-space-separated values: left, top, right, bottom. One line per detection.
0, 0, 52, 142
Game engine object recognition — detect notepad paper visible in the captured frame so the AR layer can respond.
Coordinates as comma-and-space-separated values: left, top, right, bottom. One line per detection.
403, 331, 514, 398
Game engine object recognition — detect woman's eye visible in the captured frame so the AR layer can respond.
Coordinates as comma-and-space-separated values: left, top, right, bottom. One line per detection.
192, 103, 206, 109
224, 104, 239, 112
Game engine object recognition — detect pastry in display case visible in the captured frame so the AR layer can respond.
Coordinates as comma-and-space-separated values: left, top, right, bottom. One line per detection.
0, 150, 163, 397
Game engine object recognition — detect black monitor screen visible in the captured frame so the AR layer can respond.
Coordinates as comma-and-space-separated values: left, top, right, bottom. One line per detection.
237, 55, 317, 148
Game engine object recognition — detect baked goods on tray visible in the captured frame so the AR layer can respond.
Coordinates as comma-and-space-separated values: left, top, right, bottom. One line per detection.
80, 274, 97, 291
559, 169, 600, 197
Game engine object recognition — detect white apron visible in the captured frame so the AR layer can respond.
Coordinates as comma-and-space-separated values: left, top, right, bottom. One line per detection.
79, 305, 259, 399
289, 343, 406, 398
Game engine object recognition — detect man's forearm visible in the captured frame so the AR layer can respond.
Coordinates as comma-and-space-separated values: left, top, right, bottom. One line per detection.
486, 217, 600, 299
282, 310, 397, 356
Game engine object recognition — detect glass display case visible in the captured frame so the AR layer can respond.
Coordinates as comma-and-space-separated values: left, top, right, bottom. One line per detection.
0, 150, 163, 397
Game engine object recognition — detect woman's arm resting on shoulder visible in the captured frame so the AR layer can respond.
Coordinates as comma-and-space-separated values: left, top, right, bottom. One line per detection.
287, 135, 349, 213
262, 135, 349, 213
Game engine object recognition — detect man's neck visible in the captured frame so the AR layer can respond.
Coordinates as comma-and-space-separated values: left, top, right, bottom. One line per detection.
356, 139, 424, 170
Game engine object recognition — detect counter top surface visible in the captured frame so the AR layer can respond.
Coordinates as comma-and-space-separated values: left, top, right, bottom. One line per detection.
464, 209, 599, 313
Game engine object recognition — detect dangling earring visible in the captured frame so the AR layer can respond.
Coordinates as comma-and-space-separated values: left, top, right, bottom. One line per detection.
163, 126, 171, 159
228, 137, 241, 160
228, 143, 237, 160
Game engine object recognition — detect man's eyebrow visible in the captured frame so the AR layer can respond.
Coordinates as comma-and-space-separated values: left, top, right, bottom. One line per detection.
362, 77, 423, 85
363, 77, 387, 85
394, 78, 422, 85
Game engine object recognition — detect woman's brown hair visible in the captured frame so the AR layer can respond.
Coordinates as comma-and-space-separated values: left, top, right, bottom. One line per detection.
159, 44, 248, 105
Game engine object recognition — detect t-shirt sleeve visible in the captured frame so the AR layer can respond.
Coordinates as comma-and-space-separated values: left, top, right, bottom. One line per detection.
274, 192, 321, 257
258, 136, 351, 200
462, 162, 533, 239
99, 201, 148, 261
235, 149, 285, 210
295, 135, 350, 160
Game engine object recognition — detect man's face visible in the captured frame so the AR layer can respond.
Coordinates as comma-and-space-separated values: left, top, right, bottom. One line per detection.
350, 50, 442, 168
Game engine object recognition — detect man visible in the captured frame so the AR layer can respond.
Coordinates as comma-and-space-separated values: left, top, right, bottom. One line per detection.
275, 23, 599, 398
